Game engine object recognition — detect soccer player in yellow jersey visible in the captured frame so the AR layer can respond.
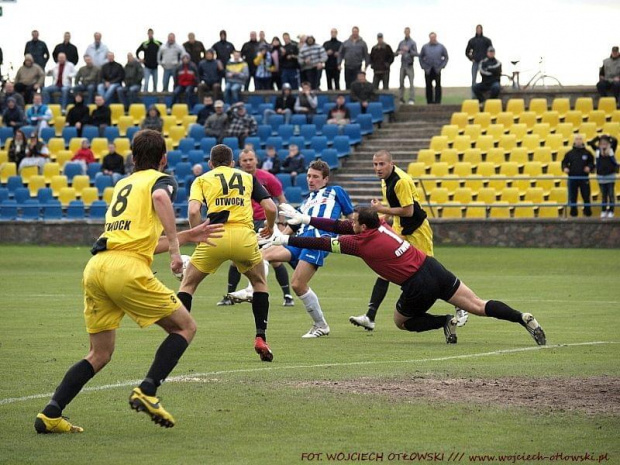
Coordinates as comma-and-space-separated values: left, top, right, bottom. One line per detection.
177, 144, 278, 362
350, 149, 468, 330
34, 129, 223, 434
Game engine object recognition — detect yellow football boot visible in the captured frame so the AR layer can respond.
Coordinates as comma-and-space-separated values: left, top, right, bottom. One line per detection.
34, 413, 84, 434
129, 387, 176, 428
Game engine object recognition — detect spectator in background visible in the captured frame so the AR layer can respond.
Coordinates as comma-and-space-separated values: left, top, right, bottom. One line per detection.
89, 94, 111, 136
141, 104, 163, 132
224, 50, 248, 104
72, 55, 100, 104
52, 32, 78, 65
281, 33, 300, 90
19, 132, 49, 174
117, 53, 144, 111
281, 144, 305, 186
561, 134, 594, 218
370, 33, 394, 90
350, 71, 376, 113
14, 54, 45, 104
8, 129, 28, 166
136, 29, 162, 92
183, 33, 206, 65
42, 52, 76, 111
259, 31, 268, 46
24, 30, 50, 70
196, 95, 215, 126
263, 82, 295, 125
298, 36, 327, 90
472, 47, 502, 103
590, 135, 619, 218
226, 102, 257, 146
99, 142, 126, 184
241, 31, 260, 90
396, 27, 418, 105
197, 49, 223, 102
158, 33, 185, 92
185, 163, 204, 188
596, 46, 620, 104
65, 92, 90, 136
2, 97, 25, 131
26, 93, 53, 132
172, 54, 198, 107
419, 32, 449, 104
97, 52, 124, 104
212, 30, 235, 77
260, 145, 281, 174
254, 44, 275, 90
270, 37, 284, 90
204, 99, 228, 142
465, 25, 493, 94
327, 94, 350, 126
338, 27, 369, 90
70, 139, 96, 174
294, 81, 317, 121
324, 28, 342, 90
84, 32, 109, 68
0, 82, 26, 112
124, 152, 134, 174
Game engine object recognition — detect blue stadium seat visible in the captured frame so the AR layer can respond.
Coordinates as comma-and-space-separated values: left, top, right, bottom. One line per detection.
42, 200, 63, 220
188, 124, 205, 142
184, 175, 195, 187
0, 187, 9, 202
126, 126, 140, 141
61, 127, 78, 145
95, 175, 113, 194
174, 162, 192, 180
167, 150, 183, 169
255, 149, 266, 163
296, 175, 309, 195
103, 126, 120, 142
312, 114, 327, 133
367, 102, 384, 125
14, 187, 30, 204
0, 200, 18, 220
175, 186, 188, 203
245, 136, 262, 150
322, 102, 335, 115
7, 176, 23, 194
257, 103, 274, 116
81, 125, 99, 141
248, 95, 264, 108
277, 149, 289, 162
21, 199, 40, 221
267, 114, 284, 133
178, 138, 195, 154
21, 126, 36, 138
188, 150, 206, 165
0, 127, 14, 146
277, 125, 294, 146
64, 162, 84, 182
87, 162, 102, 181
333, 136, 352, 158
290, 114, 308, 127
276, 173, 293, 189
356, 114, 374, 135
40, 127, 56, 143
301, 149, 317, 161
284, 186, 303, 205
176, 202, 188, 219
319, 149, 339, 170
321, 124, 339, 144
265, 136, 283, 151
316, 95, 330, 113
37, 187, 54, 204
200, 137, 217, 154
200, 162, 210, 172
289, 136, 305, 150
300, 125, 317, 145
310, 136, 328, 153
191, 103, 204, 115
67, 200, 85, 219
346, 102, 361, 123
89, 200, 108, 219
222, 137, 240, 151
343, 124, 362, 145
379, 94, 396, 114
258, 125, 272, 143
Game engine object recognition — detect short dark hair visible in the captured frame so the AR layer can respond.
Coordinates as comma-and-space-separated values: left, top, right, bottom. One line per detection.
301, 81, 311, 87
355, 207, 380, 229
308, 160, 330, 178
211, 144, 233, 167
133, 129, 166, 171
239, 148, 256, 159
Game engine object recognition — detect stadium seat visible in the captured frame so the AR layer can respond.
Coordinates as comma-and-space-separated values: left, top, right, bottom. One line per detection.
441, 202, 463, 218
541, 111, 559, 128
544, 134, 564, 154
429, 135, 449, 154
547, 161, 563, 177
367, 102, 384, 125
343, 124, 362, 145
19, 165, 39, 185
506, 99, 525, 118
27, 175, 46, 197
346, 102, 361, 122
117, 116, 134, 137
473, 112, 492, 131
484, 148, 505, 167
102, 186, 114, 204
554, 123, 574, 143
174, 162, 192, 180
452, 135, 472, 155
95, 175, 112, 195
407, 162, 426, 177
42, 200, 63, 220
498, 134, 517, 153
495, 112, 514, 130
522, 133, 542, 153
284, 186, 303, 205
588, 110, 606, 128
509, 147, 529, 168
161, 115, 176, 137
574, 97, 594, 117
296, 174, 309, 196
14, 187, 30, 204
277, 125, 295, 145
129, 103, 146, 125
577, 123, 597, 141
485, 124, 505, 141
500, 162, 519, 177
276, 173, 292, 189
72, 175, 90, 195
63, 163, 83, 183
513, 203, 535, 218
453, 187, 473, 204
532, 147, 552, 167
321, 125, 339, 144
183, 115, 198, 128
267, 114, 284, 133
67, 200, 85, 219
62, 127, 78, 145
200, 137, 217, 154
126, 126, 140, 141
439, 149, 458, 167
474, 135, 494, 154
244, 134, 261, 150
312, 114, 328, 133
81, 187, 99, 206
101, 126, 119, 144
175, 187, 188, 203
188, 124, 205, 143
528, 98, 547, 119
20, 199, 40, 221
429, 162, 449, 191
36, 186, 54, 204
442, 125, 460, 144
450, 112, 469, 131
538, 204, 561, 218
187, 150, 205, 165
107, 103, 124, 126
517, 111, 537, 129
222, 137, 240, 151
6, 175, 23, 195
287, 136, 304, 151
49, 174, 68, 196
319, 149, 339, 170
47, 138, 66, 157
461, 99, 480, 120
416, 149, 435, 168
564, 110, 583, 128
91, 138, 109, 160
499, 187, 520, 204
58, 187, 77, 206
378, 94, 396, 114
55, 150, 73, 167
462, 148, 482, 166
168, 125, 186, 146
508, 123, 528, 143
463, 202, 486, 218
40, 126, 56, 143
597, 97, 617, 118
477, 187, 497, 204
551, 98, 570, 119
0, 127, 14, 146
171, 104, 189, 124
483, 99, 503, 119
0, 188, 8, 203
524, 187, 544, 204
356, 114, 374, 135
264, 136, 283, 151
78, 125, 97, 142
0, 200, 18, 220
90, 200, 108, 219
463, 124, 482, 142
333, 136, 351, 158
289, 114, 307, 127
113, 138, 131, 156
177, 138, 195, 154
86, 162, 102, 182
601, 121, 620, 138
523, 161, 543, 177
548, 187, 568, 204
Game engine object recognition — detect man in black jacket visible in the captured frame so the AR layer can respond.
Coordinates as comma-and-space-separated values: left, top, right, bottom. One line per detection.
350, 71, 376, 113
281, 33, 300, 90
97, 52, 125, 104
472, 47, 501, 103
212, 30, 235, 76
52, 32, 79, 65
370, 33, 394, 90
24, 30, 50, 70
465, 25, 492, 94
117, 53, 144, 111
136, 29, 162, 92
89, 95, 111, 136
323, 29, 342, 90
562, 134, 594, 217
241, 32, 260, 89
263, 83, 295, 124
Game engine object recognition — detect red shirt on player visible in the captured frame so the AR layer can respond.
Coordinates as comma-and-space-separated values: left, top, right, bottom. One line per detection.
253, 169, 283, 220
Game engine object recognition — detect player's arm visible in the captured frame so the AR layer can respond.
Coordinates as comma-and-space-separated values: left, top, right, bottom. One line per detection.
151, 178, 182, 274
282, 235, 359, 257
155, 221, 224, 254
371, 178, 415, 217
279, 204, 355, 234
188, 199, 203, 228
370, 200, 413, 218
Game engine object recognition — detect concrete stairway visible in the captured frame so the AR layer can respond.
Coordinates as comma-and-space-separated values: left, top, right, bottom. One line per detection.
331, 104, 460, 204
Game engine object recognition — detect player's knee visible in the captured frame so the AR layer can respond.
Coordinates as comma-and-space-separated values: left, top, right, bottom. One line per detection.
291, 279, 307, 296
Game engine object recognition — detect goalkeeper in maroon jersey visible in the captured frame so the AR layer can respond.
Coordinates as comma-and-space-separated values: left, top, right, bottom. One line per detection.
261, 204, 546, 345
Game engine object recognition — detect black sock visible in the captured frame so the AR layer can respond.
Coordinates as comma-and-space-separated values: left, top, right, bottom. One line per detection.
403, 314, 448, 332
367, 278, 389, 321
140, 333, 189, 396
274, 264, 291, 297
177, 292, 193, 312
42, 359, 95, 417
227, 265, 242, 293
252, 291, 269, 340
484, 300, 523, 324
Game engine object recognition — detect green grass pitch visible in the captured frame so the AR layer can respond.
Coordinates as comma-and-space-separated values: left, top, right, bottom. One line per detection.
0, 245, 618, 464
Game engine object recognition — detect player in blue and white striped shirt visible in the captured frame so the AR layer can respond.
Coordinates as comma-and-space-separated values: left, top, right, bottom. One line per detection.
228, 160, 354, 338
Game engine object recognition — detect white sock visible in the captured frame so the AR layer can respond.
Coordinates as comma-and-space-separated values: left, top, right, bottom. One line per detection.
299, 288, 326, 326
264, 260, 270, 277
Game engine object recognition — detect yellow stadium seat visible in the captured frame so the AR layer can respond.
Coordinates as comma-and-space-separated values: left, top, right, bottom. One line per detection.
574, 97, 593, 116
58, 186, 77, 206
463, 124, 482, 142
555, 123, 574, 143
50, 175, 68, 196
442, 176, 460, 193
506, 99, 525, 118
588, 110, 606, 129
430, 162, 449, 177
28, 175, 46, 197
538, 204, 561, 218
162, 115, 177, 136
117, 116, 134, 137
452, 135, 472, 155
441, 202, 463, 218
509, 123, 528, 143
53, 116, 66, 135
429, 187, 449, 204
91, 138, 109, 160
429, 135, 449, 154
509, 147, 529, 167
498, 134, 518, 153
532, 147, 552, 167
601, 122, 620, 138
441, 125, 460, 143
465, 202, 487, 218
514, 204, 535, 218
453, 187, 473, 204
48, 137, 66, 156
500, 187, 520, 203
548, 187, 568, 203
102, 186, 115, 204
462, 148, 482, 166
68, 137, 85, 154
528, 98, 548, 119
55, 150, 73, 167
439, 148, 459, 167
500, 162, 519, 177
182, 115, 198, 128
551, 98, 570, 119
474, 135, 494, 154
450, 112, 469, 132
598, 97, 617, 117
129, 104, 147, 125
171, 104, 189, 124
81, 187, 99, 206
48, 104, 62, 120
72, 175, 91, 195
518, 111, 537, 129
577, 123, 597, 140
535, 176, 555, 195
547, 161, 563, 177
113, 138, 131, 157
495, 112, 514, 130
556, 146, 570, 164
486, 124, 506, 140
541, 111, 559, 128
0, 152, 6, 164
485, 148, 506, 167
483, 99, 503, 118
168, 125, 187, 146
417, 149, 436, 167
473, 112, 492, 130
407, 162, 426, 177
545, 134, 564, 154
476, 162, 496, 177
488, 176, 508, 191
512, 175, 532, 193
461, 99, 480, 119
20, 165, 39, 184
564, 110, 583, 128
531, 123, 550, 142
164, 137, 173, 153
477, 187, 497, 204
42, 162, 60, 183
463, 176, 484, 194
522, 134, 542, 154
524, 187, 545, 203
523, 161, 543, 177
109, 103, 125, 126
88, 104, 97, 113
453, 162, 473, 178
489, 201, 511, 218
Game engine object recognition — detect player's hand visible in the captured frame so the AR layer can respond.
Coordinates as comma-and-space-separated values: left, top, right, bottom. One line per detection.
260, 232, 289, 250
279, 203, 310, 225
170, 252, 183, 275
258, 225, 274, 238
370, 198, 384, 212
187, 219, 224, 246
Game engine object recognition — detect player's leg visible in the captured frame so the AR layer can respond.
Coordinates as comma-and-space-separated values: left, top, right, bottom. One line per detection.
350, 276, 387, 331
243, 261, 273, 362
217, 263, 241, 306
272, 261, 294, 306
177, 261, 209, 313
292, 259, 330, 338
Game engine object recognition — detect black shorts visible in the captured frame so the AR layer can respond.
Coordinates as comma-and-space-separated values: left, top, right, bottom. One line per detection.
396, 257, 461, 318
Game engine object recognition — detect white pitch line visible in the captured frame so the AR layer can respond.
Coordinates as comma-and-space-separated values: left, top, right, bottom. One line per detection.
0, 341, 616, 407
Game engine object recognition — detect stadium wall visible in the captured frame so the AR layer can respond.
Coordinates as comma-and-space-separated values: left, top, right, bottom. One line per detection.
0, 220, 618, 248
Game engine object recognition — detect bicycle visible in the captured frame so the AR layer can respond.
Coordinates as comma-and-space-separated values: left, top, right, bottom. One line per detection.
501, 57, 563, 90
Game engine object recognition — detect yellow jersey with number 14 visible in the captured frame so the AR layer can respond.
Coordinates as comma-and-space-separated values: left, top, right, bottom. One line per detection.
99, 169, 175, 265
